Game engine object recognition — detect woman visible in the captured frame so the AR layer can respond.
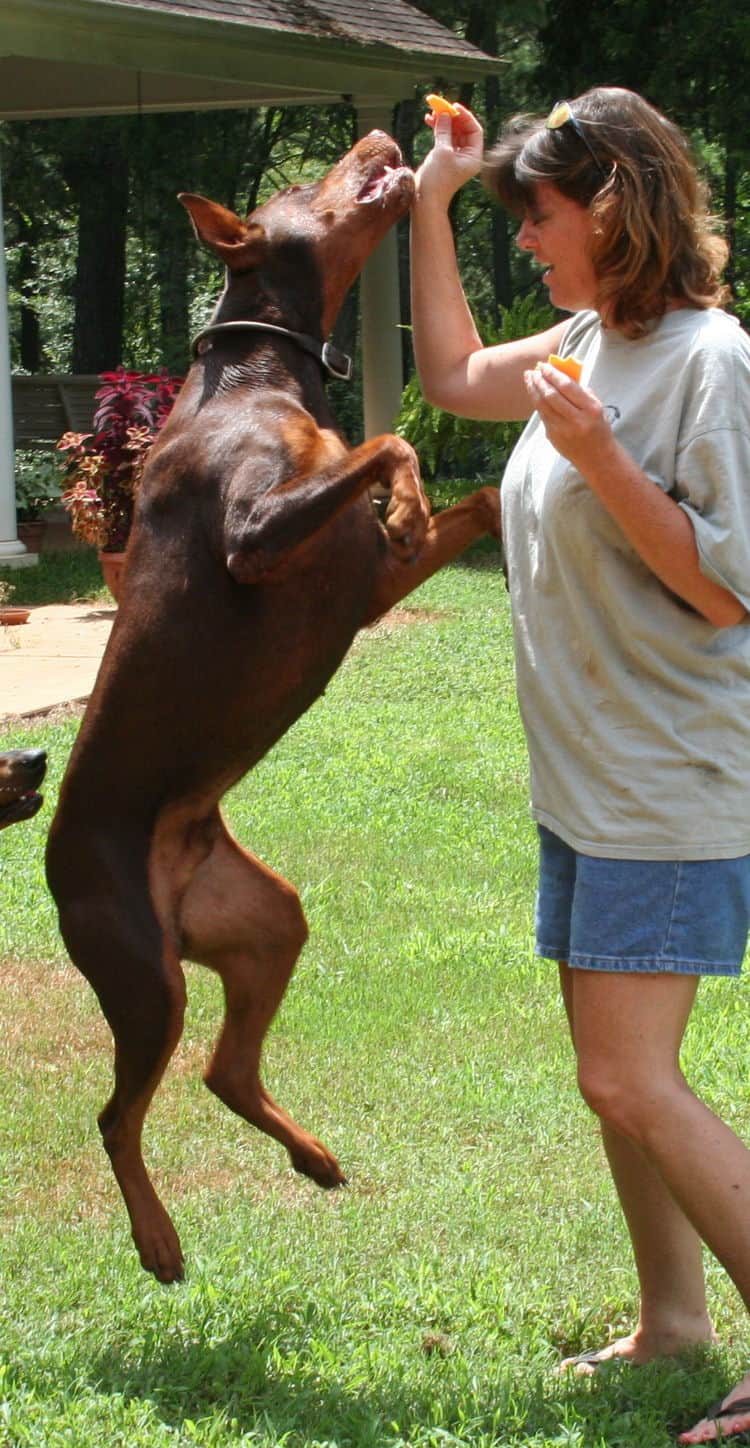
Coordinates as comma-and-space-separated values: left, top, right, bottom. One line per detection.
410, 86, 750, 1445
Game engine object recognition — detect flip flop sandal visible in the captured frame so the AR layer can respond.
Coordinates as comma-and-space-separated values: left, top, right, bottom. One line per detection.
559, 1347, 625, 1372
699, 1395, 750, 1444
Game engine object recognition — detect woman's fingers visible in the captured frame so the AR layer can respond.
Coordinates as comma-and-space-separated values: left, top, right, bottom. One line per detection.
526, 363, 593, 414
524, 365, 612, 469
425, 106, 484, 164
415, 107, 483, 202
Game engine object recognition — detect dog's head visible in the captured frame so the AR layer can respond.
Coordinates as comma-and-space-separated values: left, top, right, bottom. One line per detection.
179, 132, 414, 335
0, 749, 47, 830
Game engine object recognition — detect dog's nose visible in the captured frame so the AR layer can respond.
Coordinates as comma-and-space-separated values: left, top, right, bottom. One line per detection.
21, 749, 47, 782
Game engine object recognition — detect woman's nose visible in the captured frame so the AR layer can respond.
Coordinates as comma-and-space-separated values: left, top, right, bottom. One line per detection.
516, 218, 534, 250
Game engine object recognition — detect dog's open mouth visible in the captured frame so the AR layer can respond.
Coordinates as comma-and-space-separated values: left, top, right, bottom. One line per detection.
0, 789, 44, 828
0, 750, 47, 829
357, 161, 414, 206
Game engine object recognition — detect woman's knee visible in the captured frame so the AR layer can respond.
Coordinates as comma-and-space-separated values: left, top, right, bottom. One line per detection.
575, 1058, 678, 1143
576, 1058, 628, 1130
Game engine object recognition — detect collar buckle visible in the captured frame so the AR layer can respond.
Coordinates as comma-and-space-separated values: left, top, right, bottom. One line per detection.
321, 341, 353, 381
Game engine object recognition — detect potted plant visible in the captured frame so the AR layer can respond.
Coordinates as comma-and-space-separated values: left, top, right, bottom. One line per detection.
58, 367, 182, 600
13, 452, 62, 553
0, 578, 29, 626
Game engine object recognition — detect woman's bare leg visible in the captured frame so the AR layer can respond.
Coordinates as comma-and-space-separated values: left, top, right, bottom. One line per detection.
557, 963, 714, 1367
558, 963, 750, 1441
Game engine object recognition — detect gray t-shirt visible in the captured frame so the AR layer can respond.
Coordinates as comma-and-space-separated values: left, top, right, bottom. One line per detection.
501, 306, 750, 860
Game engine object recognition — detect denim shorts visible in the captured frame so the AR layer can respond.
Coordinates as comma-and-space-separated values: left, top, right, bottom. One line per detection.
535, 825, 750, 976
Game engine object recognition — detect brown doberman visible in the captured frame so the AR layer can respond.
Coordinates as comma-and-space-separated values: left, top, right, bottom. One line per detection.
0, 749, 46, 830
46, 131, 500, 1283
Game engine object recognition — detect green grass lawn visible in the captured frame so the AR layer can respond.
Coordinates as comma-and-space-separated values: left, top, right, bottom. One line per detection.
0, 552, 748, 1447
0, 548, 110, 607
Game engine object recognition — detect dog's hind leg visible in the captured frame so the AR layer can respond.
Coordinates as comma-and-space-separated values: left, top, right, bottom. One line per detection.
52, 879, 188, 1283
180, 815, 345, 1188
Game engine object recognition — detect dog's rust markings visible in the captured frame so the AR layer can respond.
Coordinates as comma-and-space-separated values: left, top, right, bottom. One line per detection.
280, 414, 347, 476
46, 131, 500, 1283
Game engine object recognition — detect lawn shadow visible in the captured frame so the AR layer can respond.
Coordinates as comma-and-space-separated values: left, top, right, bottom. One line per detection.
71, 1308, 730, 1446
81, 1307, 468, 1443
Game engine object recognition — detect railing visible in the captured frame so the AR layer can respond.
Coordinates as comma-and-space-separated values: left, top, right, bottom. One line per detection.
11, 375, 101, 449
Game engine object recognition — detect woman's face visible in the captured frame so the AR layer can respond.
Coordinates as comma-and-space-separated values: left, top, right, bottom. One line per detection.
516, 182, 598, 313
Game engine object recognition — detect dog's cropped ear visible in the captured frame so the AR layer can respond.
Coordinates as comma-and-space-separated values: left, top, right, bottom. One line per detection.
178, 193, 267, 270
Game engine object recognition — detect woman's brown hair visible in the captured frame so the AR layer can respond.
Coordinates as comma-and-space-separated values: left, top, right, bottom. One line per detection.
482, 87, 728, 337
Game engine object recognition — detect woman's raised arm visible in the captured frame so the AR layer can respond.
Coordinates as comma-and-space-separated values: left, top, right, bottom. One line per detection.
410, 106, 566, 422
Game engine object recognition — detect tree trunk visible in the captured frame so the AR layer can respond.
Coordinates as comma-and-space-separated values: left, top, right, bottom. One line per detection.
17, 216, 43, 372
723, 150, 738, 303
156, 224, 190, 375
64, 121, 129, 373
490, 202, 513, 312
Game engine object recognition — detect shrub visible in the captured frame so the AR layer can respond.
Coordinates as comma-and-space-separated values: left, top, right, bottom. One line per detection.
59, 368, 182, 551
396, 293, 556, 483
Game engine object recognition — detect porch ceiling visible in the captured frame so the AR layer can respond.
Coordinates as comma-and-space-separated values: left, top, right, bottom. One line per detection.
0, 0, 502, 119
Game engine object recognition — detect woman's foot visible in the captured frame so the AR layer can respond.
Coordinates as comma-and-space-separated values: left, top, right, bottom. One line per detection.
557, 1334, 649, 1375
557, 1325, 718, 1377
678, 1374, 750, 1444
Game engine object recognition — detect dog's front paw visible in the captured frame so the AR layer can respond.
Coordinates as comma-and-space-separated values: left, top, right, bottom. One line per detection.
385, 504, 426, 561
385, 448, 430, 560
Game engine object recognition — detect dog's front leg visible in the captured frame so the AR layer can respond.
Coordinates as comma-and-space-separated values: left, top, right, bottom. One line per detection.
225, 432, 429, 584
363, 486, 501, 624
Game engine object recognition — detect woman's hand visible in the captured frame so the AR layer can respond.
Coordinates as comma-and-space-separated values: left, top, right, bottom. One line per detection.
414, 105, 484, 208
524, 362, 618, 477
525, 363, 745, 627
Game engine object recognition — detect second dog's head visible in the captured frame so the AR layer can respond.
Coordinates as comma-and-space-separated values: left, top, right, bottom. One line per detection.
0, 749, 47, 831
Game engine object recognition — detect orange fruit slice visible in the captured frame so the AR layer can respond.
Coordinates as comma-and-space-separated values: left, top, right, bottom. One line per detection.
426, 93, 461, 118
547, 353, 583, 382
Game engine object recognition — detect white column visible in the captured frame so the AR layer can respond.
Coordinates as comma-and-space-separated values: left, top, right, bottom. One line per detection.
0, 157, 32, 567
355, 100, 406, 439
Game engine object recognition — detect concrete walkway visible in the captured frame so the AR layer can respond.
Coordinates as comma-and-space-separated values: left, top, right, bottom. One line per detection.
0, 603, 114, 721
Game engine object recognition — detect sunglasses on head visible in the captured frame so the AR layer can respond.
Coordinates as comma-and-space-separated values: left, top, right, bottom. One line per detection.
546, 100, 609, 181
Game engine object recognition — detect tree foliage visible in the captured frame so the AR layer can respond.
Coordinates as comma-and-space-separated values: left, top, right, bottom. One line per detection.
535, 0, 749, 308
1, 0, 747, 440
396, 291, 555, 482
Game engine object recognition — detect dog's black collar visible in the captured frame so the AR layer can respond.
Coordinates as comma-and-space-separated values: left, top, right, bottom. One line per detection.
191, 321, 353, 382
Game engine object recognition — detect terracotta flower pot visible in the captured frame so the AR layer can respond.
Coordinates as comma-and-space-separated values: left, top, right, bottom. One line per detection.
98, 550, 128, 603
18, 519, 47, 554
0, 606, 31, 626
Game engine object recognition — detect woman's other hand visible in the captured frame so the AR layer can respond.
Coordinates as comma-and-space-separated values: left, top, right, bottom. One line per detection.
415, 105, 484, 207
524, 362, 617, 477
525, 363, 745, 626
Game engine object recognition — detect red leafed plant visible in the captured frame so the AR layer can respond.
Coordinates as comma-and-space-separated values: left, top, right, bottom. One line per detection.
59, 368, 183, 552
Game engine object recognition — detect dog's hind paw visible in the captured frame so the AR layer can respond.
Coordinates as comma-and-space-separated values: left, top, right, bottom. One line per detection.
289, 1138, 347, 1189
133, 1213, 185, 1284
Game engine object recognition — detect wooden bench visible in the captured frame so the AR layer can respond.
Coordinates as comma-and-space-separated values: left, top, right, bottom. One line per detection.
12, 374, 101, 450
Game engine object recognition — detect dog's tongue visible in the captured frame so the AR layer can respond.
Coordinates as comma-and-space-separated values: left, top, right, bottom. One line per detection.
357, 165, 397, 204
